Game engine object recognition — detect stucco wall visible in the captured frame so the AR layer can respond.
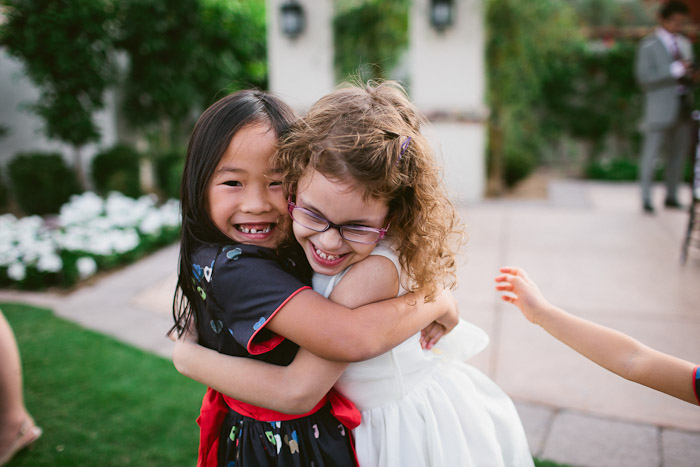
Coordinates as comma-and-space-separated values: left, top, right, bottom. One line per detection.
267, 0, 335, 112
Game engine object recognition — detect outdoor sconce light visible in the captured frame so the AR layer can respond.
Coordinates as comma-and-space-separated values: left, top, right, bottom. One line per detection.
430, 0, 453, 31
280, 0, 305, 39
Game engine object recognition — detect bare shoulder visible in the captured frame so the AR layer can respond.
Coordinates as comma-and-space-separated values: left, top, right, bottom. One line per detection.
329, 256, 400, 308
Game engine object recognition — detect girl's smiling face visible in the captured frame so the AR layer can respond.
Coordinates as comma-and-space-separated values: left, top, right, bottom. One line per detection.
207, 122, 290, 249
292, 169, 390, 276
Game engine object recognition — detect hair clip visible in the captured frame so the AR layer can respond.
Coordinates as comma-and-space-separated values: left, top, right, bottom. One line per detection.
398, 136, 411, 163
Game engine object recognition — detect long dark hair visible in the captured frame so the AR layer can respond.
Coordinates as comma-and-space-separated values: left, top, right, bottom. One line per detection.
170, 90, 297, 336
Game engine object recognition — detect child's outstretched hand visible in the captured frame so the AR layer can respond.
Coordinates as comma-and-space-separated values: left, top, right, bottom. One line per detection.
494, 266, 552, 325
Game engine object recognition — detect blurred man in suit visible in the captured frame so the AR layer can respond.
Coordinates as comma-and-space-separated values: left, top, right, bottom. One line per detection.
635, 1, 695, 213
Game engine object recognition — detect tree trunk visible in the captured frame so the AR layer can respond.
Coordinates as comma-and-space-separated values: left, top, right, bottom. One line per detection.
72, 145, 89, 191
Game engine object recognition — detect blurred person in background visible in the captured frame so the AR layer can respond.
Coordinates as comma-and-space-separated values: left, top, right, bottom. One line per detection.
636, 0, 695, 214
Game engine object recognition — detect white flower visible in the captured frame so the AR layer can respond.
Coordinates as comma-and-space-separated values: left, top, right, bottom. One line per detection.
139, 211, 164, 235
112, 229, 140, 253
7, 262, 26, 281
59, 192, 105, 227
76, 257, 97, 279
37, 253, 63, 273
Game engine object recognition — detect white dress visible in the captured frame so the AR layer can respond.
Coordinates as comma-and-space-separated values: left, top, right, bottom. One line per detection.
312, 244, 534, 467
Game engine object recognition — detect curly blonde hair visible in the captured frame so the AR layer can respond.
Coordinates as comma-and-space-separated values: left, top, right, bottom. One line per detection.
276, 81, 465, 300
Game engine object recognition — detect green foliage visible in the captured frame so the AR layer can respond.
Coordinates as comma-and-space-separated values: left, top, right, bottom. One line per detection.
91, 144, 143, 198
486, 0, 583, 189
0, 167, 8, 213
7, 152, 81, 215
1, 0, 266, 164
0, 0, 116, 148
504, 145, 538, 188
334, 0, 409, 81
153, 149, 185, 200
569, 0, 654, 28
2, 303, 203, 466
116, 0, 267, 151
584, 158, 694, 182
585, 157, 638, 181
540, 40, 641, 161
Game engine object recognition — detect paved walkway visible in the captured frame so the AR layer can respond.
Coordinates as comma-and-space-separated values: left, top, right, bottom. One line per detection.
1, 179, 699, 467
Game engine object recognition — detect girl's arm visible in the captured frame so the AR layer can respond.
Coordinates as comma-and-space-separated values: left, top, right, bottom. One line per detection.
266, 258, 459, 363
174, 341, 347, 414
174, 255, 404, 413
495, 266, 699, 405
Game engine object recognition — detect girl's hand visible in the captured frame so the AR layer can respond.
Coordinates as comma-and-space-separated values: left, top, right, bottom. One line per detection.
420, 322, 447, 350
494, 266, 552, 325
419, 288, 459, 349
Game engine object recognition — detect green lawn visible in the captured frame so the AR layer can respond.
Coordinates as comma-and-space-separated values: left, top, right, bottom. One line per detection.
2, 302, 205, 466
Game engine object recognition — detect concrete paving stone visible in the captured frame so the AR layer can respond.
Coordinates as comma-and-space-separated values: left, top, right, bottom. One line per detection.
661, 428, 700, 467
541, 411, 660, 467
547, 179, 592, 209
495, 309, 700, 431
512, 400, 555, 458
503, 248, 700, 318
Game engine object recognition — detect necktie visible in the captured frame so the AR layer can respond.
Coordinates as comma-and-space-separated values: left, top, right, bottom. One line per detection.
671, 36, 682, 61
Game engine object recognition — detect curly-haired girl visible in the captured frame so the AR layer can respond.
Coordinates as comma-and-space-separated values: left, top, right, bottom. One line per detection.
174, 82, 534, 466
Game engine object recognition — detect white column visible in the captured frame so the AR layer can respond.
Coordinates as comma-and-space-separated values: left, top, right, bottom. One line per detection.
267, 0, 335, 112
409, 0, 487, 203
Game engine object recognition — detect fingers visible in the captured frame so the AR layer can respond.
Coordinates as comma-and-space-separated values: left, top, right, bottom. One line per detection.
420, 323, 446, 350
498, 266, 531, 282
425, 328, 445, 350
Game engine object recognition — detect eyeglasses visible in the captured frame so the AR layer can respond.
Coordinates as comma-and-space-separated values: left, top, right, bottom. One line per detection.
288, 200, 389, 244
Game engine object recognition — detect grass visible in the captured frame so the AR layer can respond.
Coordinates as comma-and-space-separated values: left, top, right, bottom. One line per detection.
2, 302, 205, 466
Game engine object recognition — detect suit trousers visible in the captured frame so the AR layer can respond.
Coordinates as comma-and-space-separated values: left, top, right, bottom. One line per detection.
639, 117, 691, 205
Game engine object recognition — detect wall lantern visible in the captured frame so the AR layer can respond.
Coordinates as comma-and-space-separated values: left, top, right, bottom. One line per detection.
280, 0, 305, 39
430, 0, 453, 31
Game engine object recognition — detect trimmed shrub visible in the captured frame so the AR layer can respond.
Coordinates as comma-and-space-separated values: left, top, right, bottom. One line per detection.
154, 150, 184, 200
91, 144, 142, 198
503, 149, 537, 188
585, 158, 638, 181
8, 152, 81, 215
0, 167, 8, 213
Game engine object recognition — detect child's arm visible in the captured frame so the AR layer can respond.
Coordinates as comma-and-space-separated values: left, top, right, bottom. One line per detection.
495, 266, 699, 406
174, 255, 408, 413
265, 259, 459, 363
174, 340, 347, 414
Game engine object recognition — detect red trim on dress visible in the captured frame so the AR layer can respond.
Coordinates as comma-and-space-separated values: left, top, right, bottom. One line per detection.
247, 286, 311, 355
693, 365, 700, 406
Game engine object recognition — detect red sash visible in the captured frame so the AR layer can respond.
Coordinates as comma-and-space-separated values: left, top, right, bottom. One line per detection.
196, 387, 360, 467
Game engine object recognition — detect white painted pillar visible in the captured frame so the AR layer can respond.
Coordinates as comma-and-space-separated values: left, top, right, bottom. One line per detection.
409, 0, 487, 203
267, 0, 335, 112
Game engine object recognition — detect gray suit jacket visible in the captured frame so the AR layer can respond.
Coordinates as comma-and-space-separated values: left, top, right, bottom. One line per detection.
635, 32, 693, 130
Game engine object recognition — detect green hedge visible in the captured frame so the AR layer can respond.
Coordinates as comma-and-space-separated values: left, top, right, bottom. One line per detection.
8, 152, 81, 215
91, 144, 142, 198
154, 149, 184, 200
0, 167, 8, 213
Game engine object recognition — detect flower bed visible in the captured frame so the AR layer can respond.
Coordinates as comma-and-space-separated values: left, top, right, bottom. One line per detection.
0, 192, 180, 290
